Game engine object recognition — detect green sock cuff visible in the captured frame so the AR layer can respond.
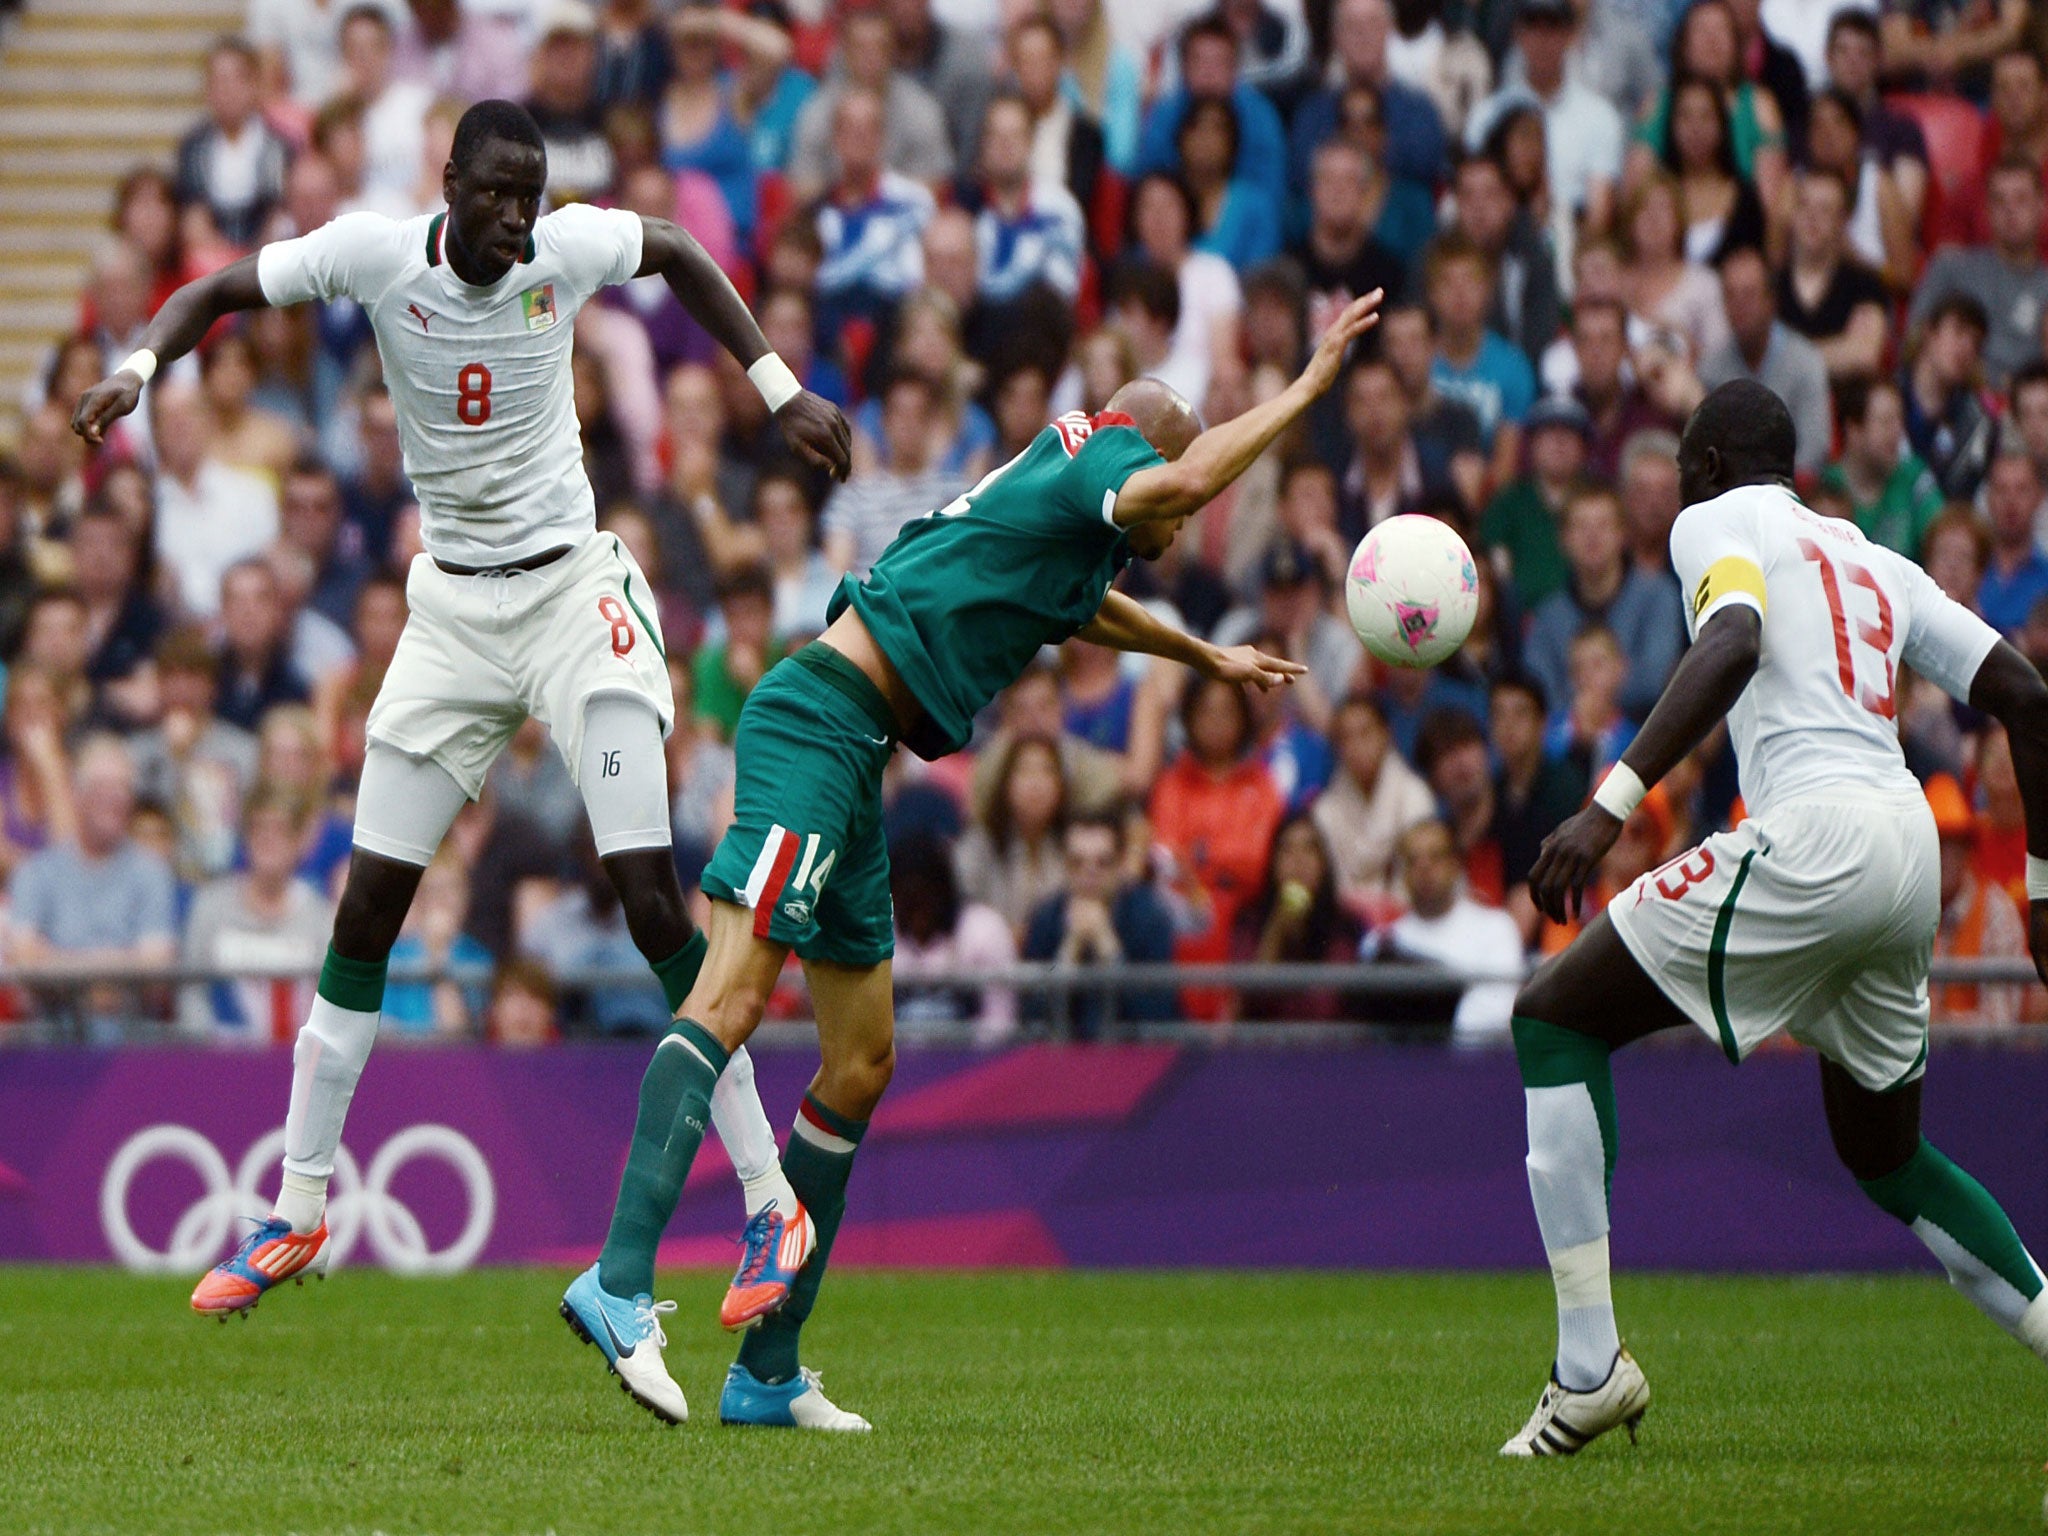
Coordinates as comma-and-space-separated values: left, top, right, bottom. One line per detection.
317, 947, 388, 1013
1860, 1137, 2045, 1303
670, 1017, 730, 1076
650, 932, 708, 1015
1857, 1137, 1937, 1222
1512, 1015, 1611, 1088
799, 1092, 868, 1145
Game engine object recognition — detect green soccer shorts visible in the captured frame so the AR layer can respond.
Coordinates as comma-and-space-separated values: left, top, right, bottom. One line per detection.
699, 643, 897, 967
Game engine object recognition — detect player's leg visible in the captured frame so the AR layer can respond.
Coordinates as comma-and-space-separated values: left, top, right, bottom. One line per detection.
192, 746, 468, 1315
1500, 911, 1687, 1454
1823, 1058, 2048, 1357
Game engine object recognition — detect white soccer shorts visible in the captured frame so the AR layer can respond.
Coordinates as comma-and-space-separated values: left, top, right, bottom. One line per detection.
367, 532, 673, 798
1607, 790, 1940, 1092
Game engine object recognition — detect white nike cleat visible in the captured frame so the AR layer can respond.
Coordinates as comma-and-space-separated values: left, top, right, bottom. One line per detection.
720, 1362, 873, 1431
1500, 1348, 1649, 1457
560, 1264, 688, 1424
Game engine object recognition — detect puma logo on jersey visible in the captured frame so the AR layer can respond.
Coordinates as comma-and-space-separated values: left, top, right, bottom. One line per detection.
406, 303, 434, 332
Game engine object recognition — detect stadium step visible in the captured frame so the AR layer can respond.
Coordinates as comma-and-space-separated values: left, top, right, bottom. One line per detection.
0, 63, 206, 100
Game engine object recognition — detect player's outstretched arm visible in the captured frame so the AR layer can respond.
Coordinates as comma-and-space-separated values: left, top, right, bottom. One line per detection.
1078, 589, 1305, 690
635, 216, 851, 481
72, 255, 269, 444
1113, 289, 1382, 527
1528, 605, 1762, 924
1968, 641, 2048, 983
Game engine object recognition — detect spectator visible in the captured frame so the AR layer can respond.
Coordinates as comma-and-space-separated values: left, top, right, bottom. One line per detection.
0, 461, 35, 659
338, 384, 411, 564
486, 958, 561, 1048
1467, 0, 1626, 238
788, 10, 953, 199
150, 379, 280, 620
1620, 431, 1687, 581
175, 37, 291, 249
1903, 294, 2000, 502
691, 563, 787, 742
1337, 357, 1435, 538
1488, 671, 1586, 907
1777, 169, 1890, 383
1572, 298, 1672, 482
1698, 245, 1832, 474
1545, 623, 1637, 777
750, 469, 835, 643
1125, 177, 1243, 416
71, 506, 165, 727
1821, 377, 1944, 557
1802, 86, 1916, 291
1910, 158, 2048, 391
881, 0, 994, 161
956, 733, 1071, 941
1213, 540, 1359, 717
1975, 48, 2048, 246
1176, 97, 1283, 272
1228, 451, 1350, 601
526, 0, 615, 206
1289, 0, 1448, 191
1821, 11, 1929, 230
4, 734, 177, 1037
16, 589, 92, 736
1378, 818, 1524, 1042
1149, 676, 1286, 985
859, 289, 996, 477
1449, 150, 1563, 368
1660, 71, 1767, 264
1293, 139, 1407, 345
1534, 779, 1674, 953
661, 652, 735, 883
214, 560, 312, 734
1425, 232, 1537, 493
1138, 16, 1289, 191
1510, 0, 1661, 125
1229, 812, 1368, 1022
126, 628, 256, 881
201, 331, 299, 484
1482, 393, 1590, 612
277, 458, 370, 636
1979, 452, 2048, 637
1043, 0, 1144, 176
1377, 303, 1489, 512
1927, 771, 2029, 1028
889, 831, 1017, 1044
970, 662, 1126, 825
1311, 692, 1436, 904
812, 88, 938, 332
822, 371, 966, 576
1524, 484, 1685, 722
0, 666, 77, 885
1626, 0, 1787, 213
1005, 16, 1107, 223
964, 94, 1086, 304
1922, 505, 1991, 610
1021, 812, 1178, 1037
386, 853, 492, 1037
2014, 363, 2048, 494
178, 788, 333, 1044
1619, 172, 1730, 374
1313, 84, 1438, 268
337, 5, 433, 206
656, 6, 794, 241
486, 716, 584, 856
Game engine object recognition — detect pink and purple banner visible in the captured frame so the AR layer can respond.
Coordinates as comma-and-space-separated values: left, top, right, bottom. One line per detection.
1, 1042, 2042, 1273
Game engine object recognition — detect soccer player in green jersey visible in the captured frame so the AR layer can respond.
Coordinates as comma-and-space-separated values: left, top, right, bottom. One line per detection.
559, 291, 1386, 1431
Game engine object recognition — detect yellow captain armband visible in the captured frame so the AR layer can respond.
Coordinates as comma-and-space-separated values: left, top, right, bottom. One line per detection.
1691, 556, 1767, 627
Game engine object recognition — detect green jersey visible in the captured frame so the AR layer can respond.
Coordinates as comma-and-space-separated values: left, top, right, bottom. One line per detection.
829, 410, 1164, 760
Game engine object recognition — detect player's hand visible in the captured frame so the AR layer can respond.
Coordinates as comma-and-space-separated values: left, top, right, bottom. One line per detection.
2028, 901, 2048, 988
1528, 804, 1624, 926
1298, 288, 1383, 399
71, 370, 144, 446
1202, 643, 1306, 691
776, 389, 853, 482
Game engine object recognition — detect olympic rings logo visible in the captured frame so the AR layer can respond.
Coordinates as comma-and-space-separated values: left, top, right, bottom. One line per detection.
98, 1124, 496, 1277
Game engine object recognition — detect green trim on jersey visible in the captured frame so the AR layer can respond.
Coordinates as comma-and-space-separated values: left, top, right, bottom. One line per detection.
1707, 849, 1760, 1064
425, 212, 445, 266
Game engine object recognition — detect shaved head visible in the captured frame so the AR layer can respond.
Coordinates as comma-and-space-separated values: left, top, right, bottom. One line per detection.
1106, 378, 1200, 461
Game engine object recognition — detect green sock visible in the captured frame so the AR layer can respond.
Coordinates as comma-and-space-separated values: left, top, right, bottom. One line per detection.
597, 1018, 729, 1299
736, 1092, 867, 1385
649, 931, 708, 1015
1859, 1137, 2046, 1338
1512, 1014, 1616, 1194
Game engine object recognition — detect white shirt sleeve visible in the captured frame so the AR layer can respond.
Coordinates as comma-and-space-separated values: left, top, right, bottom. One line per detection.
1898, 555, 2001, 703
542, 202, 644, 295
1667, 495, 1768, 639
256, 212, 397, 306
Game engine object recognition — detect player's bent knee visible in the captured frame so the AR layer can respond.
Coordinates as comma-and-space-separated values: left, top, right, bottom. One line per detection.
330, 851, 427, 962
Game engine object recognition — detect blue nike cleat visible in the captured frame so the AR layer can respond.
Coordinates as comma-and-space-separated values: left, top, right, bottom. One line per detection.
191, 1216, 328, 1317
719, 1200, 815, 1331
559, 1264, 687, 1424
718, 1362, 871, 1431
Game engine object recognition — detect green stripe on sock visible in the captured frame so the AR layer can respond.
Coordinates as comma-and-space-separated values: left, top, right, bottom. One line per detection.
317, 947, 387, 1013
1513, 1014, 1617, 1196
1859, 1139, 2045, 1303
650, 932, 707, 1015
1706, 851, 1758, 1065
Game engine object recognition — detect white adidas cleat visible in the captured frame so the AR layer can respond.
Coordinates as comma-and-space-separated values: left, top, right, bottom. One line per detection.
720, 1362, 873, 1431
1500, 1348, 1649, 1457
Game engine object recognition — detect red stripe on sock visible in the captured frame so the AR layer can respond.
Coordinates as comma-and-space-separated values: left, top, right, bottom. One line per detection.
754, 830, 799, 939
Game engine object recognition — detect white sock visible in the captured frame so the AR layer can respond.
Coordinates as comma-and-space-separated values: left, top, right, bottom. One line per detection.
2019, 1291, 2048, 1364
276, 995, 380, 1234
1525, 1085, 1620, 1391
711, 1044, 796, 1218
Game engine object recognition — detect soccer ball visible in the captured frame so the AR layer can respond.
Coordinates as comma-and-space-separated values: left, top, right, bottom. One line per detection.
1344, 515, 1480, 669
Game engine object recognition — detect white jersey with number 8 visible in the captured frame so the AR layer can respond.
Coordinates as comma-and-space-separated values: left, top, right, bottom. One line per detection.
1670, 483, 1999, 817
256, 202, 643, 568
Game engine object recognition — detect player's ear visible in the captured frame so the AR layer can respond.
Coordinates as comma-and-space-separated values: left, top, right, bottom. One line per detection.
1703, 444, 1722, 490
441, 159, 457, 205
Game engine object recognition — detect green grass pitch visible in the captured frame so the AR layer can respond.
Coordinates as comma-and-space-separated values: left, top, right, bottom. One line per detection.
1, 1266, 2042, 1536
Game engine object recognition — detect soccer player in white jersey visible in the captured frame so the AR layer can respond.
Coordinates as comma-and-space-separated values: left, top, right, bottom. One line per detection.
1497, 380, 2048, 1457
72, 103, 851, 1404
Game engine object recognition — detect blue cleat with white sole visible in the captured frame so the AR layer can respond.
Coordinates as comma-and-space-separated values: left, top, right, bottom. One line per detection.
559, 1264, 687, 1424
719, 1362, 871, 1431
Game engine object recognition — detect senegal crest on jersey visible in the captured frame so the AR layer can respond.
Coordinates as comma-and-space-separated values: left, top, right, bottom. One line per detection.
521, 283, 558, 331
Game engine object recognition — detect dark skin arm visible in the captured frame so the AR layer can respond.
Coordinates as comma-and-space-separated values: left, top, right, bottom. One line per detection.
1529, 604, 1762, 924
71, 255, 268, 444
635, 215, 850, 482
1966, 639, 2048, 984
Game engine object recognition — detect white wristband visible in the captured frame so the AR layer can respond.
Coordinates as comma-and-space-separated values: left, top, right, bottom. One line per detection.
1592, 761, 1647, 821
2027, 855, 2048, 902
746, 352, 801, 412
117, 348, 158, 385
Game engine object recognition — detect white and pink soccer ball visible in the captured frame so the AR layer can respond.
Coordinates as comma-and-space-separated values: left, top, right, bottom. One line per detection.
1344, 515, 1480, 669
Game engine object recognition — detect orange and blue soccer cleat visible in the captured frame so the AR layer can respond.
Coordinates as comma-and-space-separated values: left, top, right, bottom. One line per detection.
190, 1217, 329, 1318
719, 1202, 816, 1332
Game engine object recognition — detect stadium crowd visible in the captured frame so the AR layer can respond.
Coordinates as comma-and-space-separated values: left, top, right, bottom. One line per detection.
4, 0, 2048, 1044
